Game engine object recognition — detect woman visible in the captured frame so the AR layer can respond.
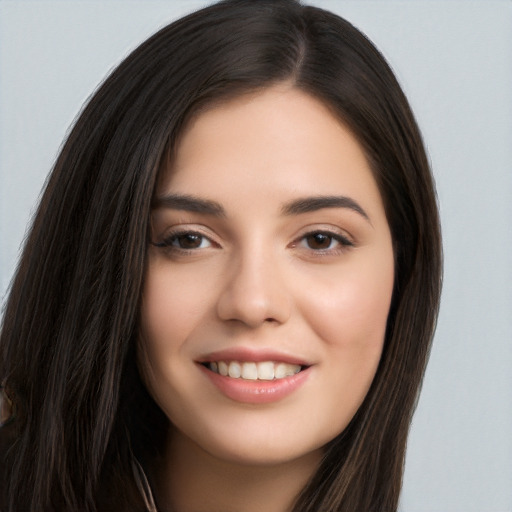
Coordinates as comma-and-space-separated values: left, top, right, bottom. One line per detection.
0, 0, 442, 511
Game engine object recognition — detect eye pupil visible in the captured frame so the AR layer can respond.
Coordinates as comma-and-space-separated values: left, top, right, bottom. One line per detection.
307, 233, 332, 249
178, 234, 202, 249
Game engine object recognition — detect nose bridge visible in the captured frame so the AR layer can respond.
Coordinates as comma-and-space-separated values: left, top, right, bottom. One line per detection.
216, 238, 290, 327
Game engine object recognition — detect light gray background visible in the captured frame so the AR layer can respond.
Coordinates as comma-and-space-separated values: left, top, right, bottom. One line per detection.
1, 1, 511, 511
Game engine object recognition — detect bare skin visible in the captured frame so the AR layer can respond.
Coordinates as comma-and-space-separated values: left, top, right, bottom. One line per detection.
139, 84, 394, 511
151, 427, 320, 512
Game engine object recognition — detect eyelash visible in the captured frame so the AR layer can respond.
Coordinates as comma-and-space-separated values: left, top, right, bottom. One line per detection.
152, 230, 214, 252
294, 231, 354, 254
152, 229, 354, 256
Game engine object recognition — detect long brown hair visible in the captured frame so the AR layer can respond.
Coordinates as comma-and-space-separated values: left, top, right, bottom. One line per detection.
0, 1, 442, 510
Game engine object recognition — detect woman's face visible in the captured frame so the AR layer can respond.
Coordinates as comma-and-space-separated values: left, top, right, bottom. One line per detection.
139, 85, 394, 466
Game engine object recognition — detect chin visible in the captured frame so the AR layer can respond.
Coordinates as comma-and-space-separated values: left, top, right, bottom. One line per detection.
179, 419, 331, 468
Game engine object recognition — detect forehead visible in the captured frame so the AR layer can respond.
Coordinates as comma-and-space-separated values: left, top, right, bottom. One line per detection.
156, 85, 384, 220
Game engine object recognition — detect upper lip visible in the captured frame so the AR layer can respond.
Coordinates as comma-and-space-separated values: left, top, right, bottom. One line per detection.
196, 347, 312, 367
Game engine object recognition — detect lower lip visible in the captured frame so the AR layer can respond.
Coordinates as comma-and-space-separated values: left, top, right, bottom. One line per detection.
199, 364, 311, 404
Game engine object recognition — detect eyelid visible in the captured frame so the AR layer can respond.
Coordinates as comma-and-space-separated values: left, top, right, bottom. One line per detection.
150, 222, 355, 256
151, 224, 221, 250
300, 231, 353, 246
292, 224, 355, 245
152, 232, 212, 249
289, 226, 355, 257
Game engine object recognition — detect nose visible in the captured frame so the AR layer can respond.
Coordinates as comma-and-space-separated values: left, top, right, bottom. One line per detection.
216, 248, 291, 328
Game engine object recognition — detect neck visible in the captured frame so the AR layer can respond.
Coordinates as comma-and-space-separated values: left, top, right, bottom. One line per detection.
151, 428, 322, 512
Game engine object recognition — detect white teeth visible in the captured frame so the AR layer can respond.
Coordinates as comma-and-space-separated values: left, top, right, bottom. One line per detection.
258, 361, 275, 381
218, 361, 228, 376
275, 362, 299, 379
208, 360, 302, 380
241, 362, 258, 380
228, 361, 241, 378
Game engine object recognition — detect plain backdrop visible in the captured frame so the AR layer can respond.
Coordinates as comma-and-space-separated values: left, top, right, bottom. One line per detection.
1, 1, 511, 511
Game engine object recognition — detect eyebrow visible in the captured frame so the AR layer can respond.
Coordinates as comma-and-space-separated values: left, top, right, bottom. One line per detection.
153, 193, 370, 222
281, 195, 370, 221
152, 193, 226, 217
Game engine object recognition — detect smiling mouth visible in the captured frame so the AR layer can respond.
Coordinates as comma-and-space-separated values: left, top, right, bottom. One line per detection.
203, 361, 305, 381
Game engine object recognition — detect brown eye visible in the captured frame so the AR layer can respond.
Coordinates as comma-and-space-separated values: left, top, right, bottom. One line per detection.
153, 231, 213, 250
305, 233, 335, 250
175, 233, 204, 249
298, 231, 354, 252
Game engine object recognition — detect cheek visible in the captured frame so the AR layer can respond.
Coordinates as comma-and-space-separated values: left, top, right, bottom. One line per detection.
137, 267, 207, 412
298, 251, 394, 425
296, 279, 392, 439
140, 263, 215, 353
138, 268, 195, 396
303, 264, 394, 351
